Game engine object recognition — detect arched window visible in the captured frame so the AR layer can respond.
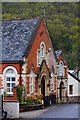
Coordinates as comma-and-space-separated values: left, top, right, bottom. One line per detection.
59, 61, 63, 76
30, 70, 34, 93
5, 68, 16, 94
37, 50, 40, 64
50, 72, 54, 91
40, 43, 45, 57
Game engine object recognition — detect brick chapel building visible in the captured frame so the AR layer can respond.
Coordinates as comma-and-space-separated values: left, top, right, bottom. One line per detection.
0, 17, 68, 103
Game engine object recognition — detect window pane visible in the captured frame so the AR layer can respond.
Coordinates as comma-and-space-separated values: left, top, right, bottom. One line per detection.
38, 51, 40, 64
30, 78, 33, 84
7, 88, 10, 92
6, 77, 10, 81
7, 83, 10, 87
30, 86, 32, 92
59, 62, 63, 76
11, 87, 13, 92
12, 83, 15, 87
41, 44, 44, 57
12, 77, 15, 82
30, 70, 34, 93
69, 85, 73, 94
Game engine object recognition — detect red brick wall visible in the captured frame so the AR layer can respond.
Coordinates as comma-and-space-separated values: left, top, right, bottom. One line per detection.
0, 63, 21, 88
27, 19, 56, 74
4, 87, 18, 101
57, 54, 68, 78
1, 63, 20, 74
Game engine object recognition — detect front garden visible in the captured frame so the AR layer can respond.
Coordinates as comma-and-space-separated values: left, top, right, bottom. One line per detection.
17, 86, 44, 112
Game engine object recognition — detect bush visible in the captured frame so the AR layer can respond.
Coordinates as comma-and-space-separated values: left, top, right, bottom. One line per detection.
17, 85, 23, 103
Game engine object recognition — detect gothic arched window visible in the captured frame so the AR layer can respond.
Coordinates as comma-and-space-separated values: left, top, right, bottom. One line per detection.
30, 70, 34, 93
40, 43, 45, 57
59, 61, 63, 76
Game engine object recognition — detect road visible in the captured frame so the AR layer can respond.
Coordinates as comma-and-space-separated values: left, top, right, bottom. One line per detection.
20, 104, 80, 119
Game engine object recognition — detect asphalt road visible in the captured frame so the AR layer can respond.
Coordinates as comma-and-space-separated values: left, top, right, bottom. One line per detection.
37, 104, 79, 118
19, 104, 80, 119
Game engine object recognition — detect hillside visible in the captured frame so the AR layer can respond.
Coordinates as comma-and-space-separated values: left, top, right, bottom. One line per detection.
2, 2, 80, 69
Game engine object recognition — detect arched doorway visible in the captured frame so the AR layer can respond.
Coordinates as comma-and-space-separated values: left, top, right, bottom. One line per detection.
41, 76, 45, 97
60, 81, 64, 101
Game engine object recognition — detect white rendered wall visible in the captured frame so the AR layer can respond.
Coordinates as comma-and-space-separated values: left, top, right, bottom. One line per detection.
68, 73, 78, 97
3, 101, 19, 118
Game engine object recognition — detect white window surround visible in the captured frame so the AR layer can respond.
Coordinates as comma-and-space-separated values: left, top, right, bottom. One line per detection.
3, 66, 17, 95
30, 70, 34, 94
37, 42, 47, 66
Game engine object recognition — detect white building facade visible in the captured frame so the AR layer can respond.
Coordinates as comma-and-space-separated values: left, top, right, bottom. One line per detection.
68, 70, 80, 103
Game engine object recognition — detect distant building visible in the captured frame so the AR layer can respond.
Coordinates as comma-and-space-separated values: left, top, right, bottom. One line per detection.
55, 50, 68, 103
68, 69, 80, 103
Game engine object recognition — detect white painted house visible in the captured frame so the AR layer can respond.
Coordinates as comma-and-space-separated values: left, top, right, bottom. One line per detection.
68, 70, 80, 103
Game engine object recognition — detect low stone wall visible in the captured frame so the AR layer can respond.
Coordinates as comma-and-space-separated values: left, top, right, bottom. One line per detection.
68, 96, 80, 103
19, 104, 44, 112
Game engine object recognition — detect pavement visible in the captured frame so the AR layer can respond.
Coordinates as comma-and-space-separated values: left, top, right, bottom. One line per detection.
19, 104, 57, 118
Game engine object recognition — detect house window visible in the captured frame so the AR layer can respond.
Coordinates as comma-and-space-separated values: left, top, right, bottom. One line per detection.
30, 70, 34, 93
50, 72, 54, 91
40, 43, 45, 57
59, 61, 63, 76
69, 85, 73, 95
5, 69, 16, 94
38, 51, 40, 64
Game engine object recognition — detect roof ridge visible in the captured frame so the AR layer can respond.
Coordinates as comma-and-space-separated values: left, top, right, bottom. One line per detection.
2, 16, 42, 21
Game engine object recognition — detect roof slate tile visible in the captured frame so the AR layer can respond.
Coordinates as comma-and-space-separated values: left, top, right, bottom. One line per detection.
1, 18, 40, 62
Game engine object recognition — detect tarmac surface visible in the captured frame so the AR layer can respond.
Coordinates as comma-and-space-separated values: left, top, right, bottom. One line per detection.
1, 104, 80, 120
19, 105, 54, 118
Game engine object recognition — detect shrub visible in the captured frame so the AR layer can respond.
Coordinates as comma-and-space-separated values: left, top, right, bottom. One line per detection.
17, 85, 23, 103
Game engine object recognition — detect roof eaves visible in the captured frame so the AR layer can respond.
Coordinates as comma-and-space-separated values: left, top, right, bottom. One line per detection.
68, 71, 80, 82
0, 60, 22, 64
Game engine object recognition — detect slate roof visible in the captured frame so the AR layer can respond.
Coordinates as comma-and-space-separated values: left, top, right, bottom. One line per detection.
1, 18, 42, 62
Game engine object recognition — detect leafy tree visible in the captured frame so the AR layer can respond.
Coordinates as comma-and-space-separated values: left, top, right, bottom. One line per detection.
2, 2, 79, 69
